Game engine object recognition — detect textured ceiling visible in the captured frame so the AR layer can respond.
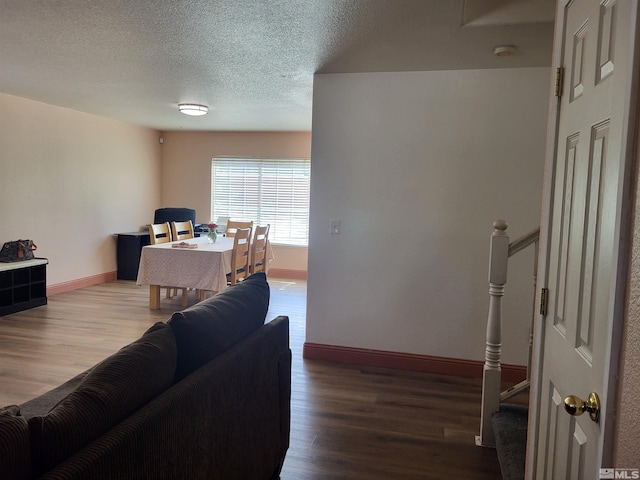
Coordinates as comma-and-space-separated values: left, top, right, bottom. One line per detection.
0, 0, 555, 132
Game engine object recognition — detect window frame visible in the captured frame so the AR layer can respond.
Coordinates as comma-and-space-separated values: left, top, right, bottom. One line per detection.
211, 156, 311, 247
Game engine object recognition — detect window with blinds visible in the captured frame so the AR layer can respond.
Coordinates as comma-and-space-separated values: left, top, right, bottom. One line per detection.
211, 157, 310, 246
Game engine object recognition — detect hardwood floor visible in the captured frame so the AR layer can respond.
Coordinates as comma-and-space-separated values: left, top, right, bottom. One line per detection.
0, 279, 514, 479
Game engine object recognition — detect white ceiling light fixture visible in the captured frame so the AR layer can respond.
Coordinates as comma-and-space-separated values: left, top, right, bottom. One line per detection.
493, 45, 516, 56
178, 103, 209, 116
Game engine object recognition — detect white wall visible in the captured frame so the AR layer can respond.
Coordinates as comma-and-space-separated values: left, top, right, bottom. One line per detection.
308, 68, 550, 365
0, 93, 161, 286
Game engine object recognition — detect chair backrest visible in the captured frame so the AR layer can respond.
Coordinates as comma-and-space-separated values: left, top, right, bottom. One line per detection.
250, 224, 270, 274
226, 220, 254, 238
149, 222, 172, 244
171, 220, 194, 241
153, 208, 196, 225
229, 227, 252, 284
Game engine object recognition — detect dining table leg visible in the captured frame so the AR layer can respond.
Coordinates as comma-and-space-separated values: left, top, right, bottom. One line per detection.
149, 285, 160, 310
181, 288, 188, 307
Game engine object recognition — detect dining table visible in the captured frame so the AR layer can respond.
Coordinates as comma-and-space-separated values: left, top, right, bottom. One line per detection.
136, 235, 234, 309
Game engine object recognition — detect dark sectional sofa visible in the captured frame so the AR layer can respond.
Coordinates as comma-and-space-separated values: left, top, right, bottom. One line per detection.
0, 272, 291, 480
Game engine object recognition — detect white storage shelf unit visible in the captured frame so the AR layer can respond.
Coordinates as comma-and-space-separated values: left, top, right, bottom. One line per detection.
0, 258, 48, 317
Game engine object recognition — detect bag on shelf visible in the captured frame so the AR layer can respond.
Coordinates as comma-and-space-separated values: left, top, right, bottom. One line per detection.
0, 239, 37, 262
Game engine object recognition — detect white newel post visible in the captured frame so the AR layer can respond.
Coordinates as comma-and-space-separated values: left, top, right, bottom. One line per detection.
477, 219, 509, 447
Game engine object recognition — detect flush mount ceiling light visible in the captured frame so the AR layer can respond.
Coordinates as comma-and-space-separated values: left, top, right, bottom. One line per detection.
178, 103, 209, 116
493, 45, 516, 56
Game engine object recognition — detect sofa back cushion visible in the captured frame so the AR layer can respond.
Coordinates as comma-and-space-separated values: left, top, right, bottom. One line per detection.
0, 405, 31, 480
27, 322, 177, 475
169, 272, 270, 380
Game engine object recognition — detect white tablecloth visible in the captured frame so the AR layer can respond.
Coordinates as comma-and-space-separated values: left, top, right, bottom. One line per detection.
136, 236, 234, 293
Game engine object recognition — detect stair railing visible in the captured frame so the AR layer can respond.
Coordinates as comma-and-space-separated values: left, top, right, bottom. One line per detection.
476, 219, 540, 448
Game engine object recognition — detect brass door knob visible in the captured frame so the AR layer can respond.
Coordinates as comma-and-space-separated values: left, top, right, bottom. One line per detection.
564, 392, 600, 423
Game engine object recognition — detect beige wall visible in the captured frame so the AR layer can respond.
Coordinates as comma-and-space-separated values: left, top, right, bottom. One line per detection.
159, 131, 311, 273
614, 127, 640, 466
0, 97, 308, 287
0, 93, 161, 286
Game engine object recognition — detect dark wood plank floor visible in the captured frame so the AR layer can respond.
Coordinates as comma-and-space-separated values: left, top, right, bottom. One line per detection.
0, 278, 512, 479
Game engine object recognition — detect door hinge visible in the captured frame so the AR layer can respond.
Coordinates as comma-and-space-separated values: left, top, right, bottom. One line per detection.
540, 288, 549, 316
554, 67, 564, 97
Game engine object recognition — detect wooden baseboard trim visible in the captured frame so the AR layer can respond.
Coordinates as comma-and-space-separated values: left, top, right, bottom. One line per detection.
48, 271, 117, 296
268, 268, 307, 280
303, 342, 526, 382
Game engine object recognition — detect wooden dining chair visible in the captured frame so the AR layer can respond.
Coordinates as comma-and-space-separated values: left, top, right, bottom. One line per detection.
227, 227, 252, 284
171, 220, 198, 296
250, 224, 270, 274
226, 220, 254, 238
149, 222, 173, 244
171, 220, 194, 241
148, 223, 187, 304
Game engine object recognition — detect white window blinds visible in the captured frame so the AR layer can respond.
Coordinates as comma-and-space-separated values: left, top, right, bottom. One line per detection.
211, 157, 310, 246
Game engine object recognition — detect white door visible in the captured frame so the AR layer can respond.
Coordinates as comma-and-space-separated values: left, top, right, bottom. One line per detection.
532, 0, 638, 478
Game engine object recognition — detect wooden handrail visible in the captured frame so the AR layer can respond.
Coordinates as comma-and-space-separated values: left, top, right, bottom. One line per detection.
508, 227, 540, 257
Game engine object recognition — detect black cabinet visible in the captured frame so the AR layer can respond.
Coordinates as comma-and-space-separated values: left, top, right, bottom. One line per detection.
0, 258, 48, 316
116, 232, 151, 280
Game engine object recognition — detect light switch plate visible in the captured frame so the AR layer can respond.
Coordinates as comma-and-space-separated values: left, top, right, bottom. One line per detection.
330, 218, 340, 234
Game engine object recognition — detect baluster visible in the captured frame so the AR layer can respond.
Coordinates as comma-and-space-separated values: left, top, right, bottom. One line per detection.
477, 219, 509, 447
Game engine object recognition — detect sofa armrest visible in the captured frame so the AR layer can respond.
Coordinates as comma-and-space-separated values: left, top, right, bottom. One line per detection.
274, 348, 292, 478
